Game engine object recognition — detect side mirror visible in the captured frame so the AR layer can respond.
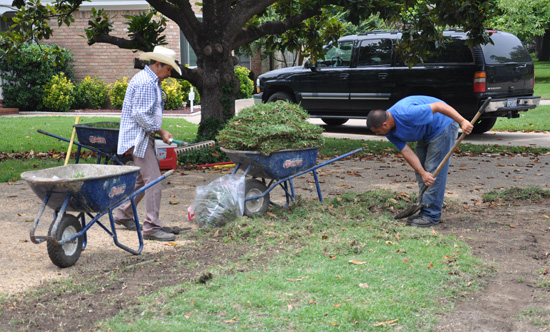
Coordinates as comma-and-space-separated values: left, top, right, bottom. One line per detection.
304, 59, 318, 71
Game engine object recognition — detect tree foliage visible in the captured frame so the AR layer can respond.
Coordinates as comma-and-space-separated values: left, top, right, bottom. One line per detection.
0, 0, 494, 133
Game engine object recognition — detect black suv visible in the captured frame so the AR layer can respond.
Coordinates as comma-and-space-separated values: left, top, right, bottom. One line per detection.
254, 29, 541, 133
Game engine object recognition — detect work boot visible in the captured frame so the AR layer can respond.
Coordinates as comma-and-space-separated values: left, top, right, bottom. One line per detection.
161, 226, 192, 234
408, 216, 437, 228
115, 218, 137, 231
143, 230, 176, 241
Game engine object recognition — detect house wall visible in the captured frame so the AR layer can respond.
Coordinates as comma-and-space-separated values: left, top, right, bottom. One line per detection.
44, 1, 263, 89
45, 9, 181, 84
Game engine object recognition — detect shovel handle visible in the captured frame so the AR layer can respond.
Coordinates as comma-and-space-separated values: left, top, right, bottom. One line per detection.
419, 97, 492, 195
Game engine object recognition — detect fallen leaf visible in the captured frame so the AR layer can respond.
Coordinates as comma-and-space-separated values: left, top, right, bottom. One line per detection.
266, 212, 277, 218
309, 299, 316, 304
509, 225, 516, 228
25, 219, 34, 222
359, 283, 369, 288
395, 234, 400, 241
403, 258, 409, 263
349, 260, 367, 265
385, 241, 394, 245
432, 229, 438, 236
225, 317, 240, 323
543, 268, 548, 275
164, 242, 178, 246
427, 263, 433, 268
169, 201, 180, 205
334, 303, 341, 307
373, 319, 398, 326
329, 255, 336, 259
330, 322, 339, 326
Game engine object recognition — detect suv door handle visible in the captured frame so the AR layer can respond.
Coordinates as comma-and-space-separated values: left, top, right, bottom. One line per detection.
340, 73, 349, 79
378, 73, 388, 79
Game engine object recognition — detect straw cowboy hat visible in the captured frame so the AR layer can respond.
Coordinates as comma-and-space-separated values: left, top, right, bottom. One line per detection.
139, 46, 182, 75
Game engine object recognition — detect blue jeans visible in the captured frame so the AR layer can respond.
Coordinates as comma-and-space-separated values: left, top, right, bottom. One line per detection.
414, 122, 459, 223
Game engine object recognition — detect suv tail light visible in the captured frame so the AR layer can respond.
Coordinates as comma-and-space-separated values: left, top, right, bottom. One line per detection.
473, 71, 486, 93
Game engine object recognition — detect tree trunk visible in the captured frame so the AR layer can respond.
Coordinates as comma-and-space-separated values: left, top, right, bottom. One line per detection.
539, 29, 550, 61
195, 47, 239, 140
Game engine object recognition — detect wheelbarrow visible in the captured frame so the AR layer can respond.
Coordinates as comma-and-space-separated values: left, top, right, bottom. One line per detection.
38, 122, 215, 166
38, 122, 128, 165
221, 147, 363, 217
21, 164, 174, 268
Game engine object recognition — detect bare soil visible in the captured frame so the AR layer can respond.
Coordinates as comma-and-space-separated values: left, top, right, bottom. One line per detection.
1, 153, 550, 331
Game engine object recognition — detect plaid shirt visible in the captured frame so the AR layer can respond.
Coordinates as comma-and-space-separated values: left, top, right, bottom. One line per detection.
117, 66, 164, 158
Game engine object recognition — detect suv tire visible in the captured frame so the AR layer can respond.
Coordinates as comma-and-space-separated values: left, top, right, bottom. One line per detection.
267, 91, 293, 103
321, 118, 348, 126
472, 118, 497, 134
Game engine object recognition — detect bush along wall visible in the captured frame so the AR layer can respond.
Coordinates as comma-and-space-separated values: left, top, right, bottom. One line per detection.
73, 76, 109, 109
0, 43, 74, 111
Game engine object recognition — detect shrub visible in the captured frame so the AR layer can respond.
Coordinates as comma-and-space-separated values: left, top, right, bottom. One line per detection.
0, 43, 74, 111
108, 77, 128, 109
73, 76, 109, 109
42, 73, 75, 112
217, 101, 325, 155
178, 79, 200, 105
234, 66, 254, 99
161, 77, 184, 110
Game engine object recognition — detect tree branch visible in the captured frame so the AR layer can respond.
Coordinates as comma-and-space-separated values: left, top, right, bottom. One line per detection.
147, 0, 203, 51
232, 5, 324, 48
90, 34, 136, 49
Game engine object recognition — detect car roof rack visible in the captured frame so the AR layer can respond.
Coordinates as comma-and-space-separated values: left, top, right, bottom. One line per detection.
358, 29, 401, 35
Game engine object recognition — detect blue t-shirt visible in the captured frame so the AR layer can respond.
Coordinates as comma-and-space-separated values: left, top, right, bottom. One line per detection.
386, 96, 454, 151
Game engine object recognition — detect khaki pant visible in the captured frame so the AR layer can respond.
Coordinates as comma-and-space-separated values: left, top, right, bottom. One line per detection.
114, 136, 163, 235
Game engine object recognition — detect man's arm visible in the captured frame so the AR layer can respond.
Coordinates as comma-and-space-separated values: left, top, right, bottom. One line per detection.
400, 145, 436, 186
430, 102, 473, 134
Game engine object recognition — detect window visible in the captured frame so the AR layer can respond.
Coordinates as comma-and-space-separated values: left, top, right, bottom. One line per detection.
357, 39, 392, 67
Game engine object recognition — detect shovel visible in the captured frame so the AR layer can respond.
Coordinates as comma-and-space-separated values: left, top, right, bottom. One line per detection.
394, 97, 492, 220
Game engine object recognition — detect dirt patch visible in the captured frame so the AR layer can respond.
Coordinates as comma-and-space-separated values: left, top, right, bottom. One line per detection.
1, 153, 550, 331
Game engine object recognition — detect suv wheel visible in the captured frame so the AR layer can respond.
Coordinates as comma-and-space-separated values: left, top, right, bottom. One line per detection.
267, 91, 293, 103
472, 118, 497, 134
321, 118, 348, 126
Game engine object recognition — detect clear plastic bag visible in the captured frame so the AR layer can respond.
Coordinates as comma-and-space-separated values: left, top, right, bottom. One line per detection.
188, 174, 245, 228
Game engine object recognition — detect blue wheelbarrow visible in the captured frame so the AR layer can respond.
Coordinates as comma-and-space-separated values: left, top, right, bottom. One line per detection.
221, 147, 363, 217
38, 122, 130, 165
21, 164, 173, 268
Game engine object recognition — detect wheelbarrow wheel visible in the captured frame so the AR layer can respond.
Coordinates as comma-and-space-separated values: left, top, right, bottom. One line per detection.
244, 179, 270, 217
47, 214, 83, 268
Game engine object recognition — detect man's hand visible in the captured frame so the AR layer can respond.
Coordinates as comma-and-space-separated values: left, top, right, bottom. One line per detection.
420, 171, 436, 187
156, 128, 173, 144
460, 119, 474, 135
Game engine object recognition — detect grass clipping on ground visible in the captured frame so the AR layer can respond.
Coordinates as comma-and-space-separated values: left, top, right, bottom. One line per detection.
217, 102, 325, 155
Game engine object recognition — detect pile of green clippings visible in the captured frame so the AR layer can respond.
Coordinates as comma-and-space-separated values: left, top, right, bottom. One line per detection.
217, 102, 324, 155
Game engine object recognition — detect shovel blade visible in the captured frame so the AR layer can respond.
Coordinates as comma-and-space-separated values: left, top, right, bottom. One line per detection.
394, 203, 424, 220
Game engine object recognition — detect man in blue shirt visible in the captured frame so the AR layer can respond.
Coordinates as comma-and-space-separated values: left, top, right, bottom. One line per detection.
367, 96, 473, 227
114, 46, 182, 241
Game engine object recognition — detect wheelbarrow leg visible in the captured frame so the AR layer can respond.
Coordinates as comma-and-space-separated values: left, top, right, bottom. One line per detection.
311, 169, 323, 202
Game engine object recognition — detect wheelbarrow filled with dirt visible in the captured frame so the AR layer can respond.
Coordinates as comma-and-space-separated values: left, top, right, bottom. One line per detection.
21, 164, 173, 268
221, 147, 362, 217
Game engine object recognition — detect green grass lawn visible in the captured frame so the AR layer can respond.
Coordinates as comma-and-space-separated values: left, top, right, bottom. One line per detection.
94, 191, 485, 331
534, 59, 550, 99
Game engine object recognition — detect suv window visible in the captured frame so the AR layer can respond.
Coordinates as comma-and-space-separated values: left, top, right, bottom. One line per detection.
357, 39, 392, 66
322, 41, 353, 67
424, 39, 473, 64
481, 32, 532, 64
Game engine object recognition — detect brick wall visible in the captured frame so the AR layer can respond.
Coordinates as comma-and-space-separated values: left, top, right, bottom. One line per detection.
45, 10, 181, 84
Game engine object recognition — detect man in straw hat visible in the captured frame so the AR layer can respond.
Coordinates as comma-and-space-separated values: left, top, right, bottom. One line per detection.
114, 46, 183, 241
367, 95, 473, 228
